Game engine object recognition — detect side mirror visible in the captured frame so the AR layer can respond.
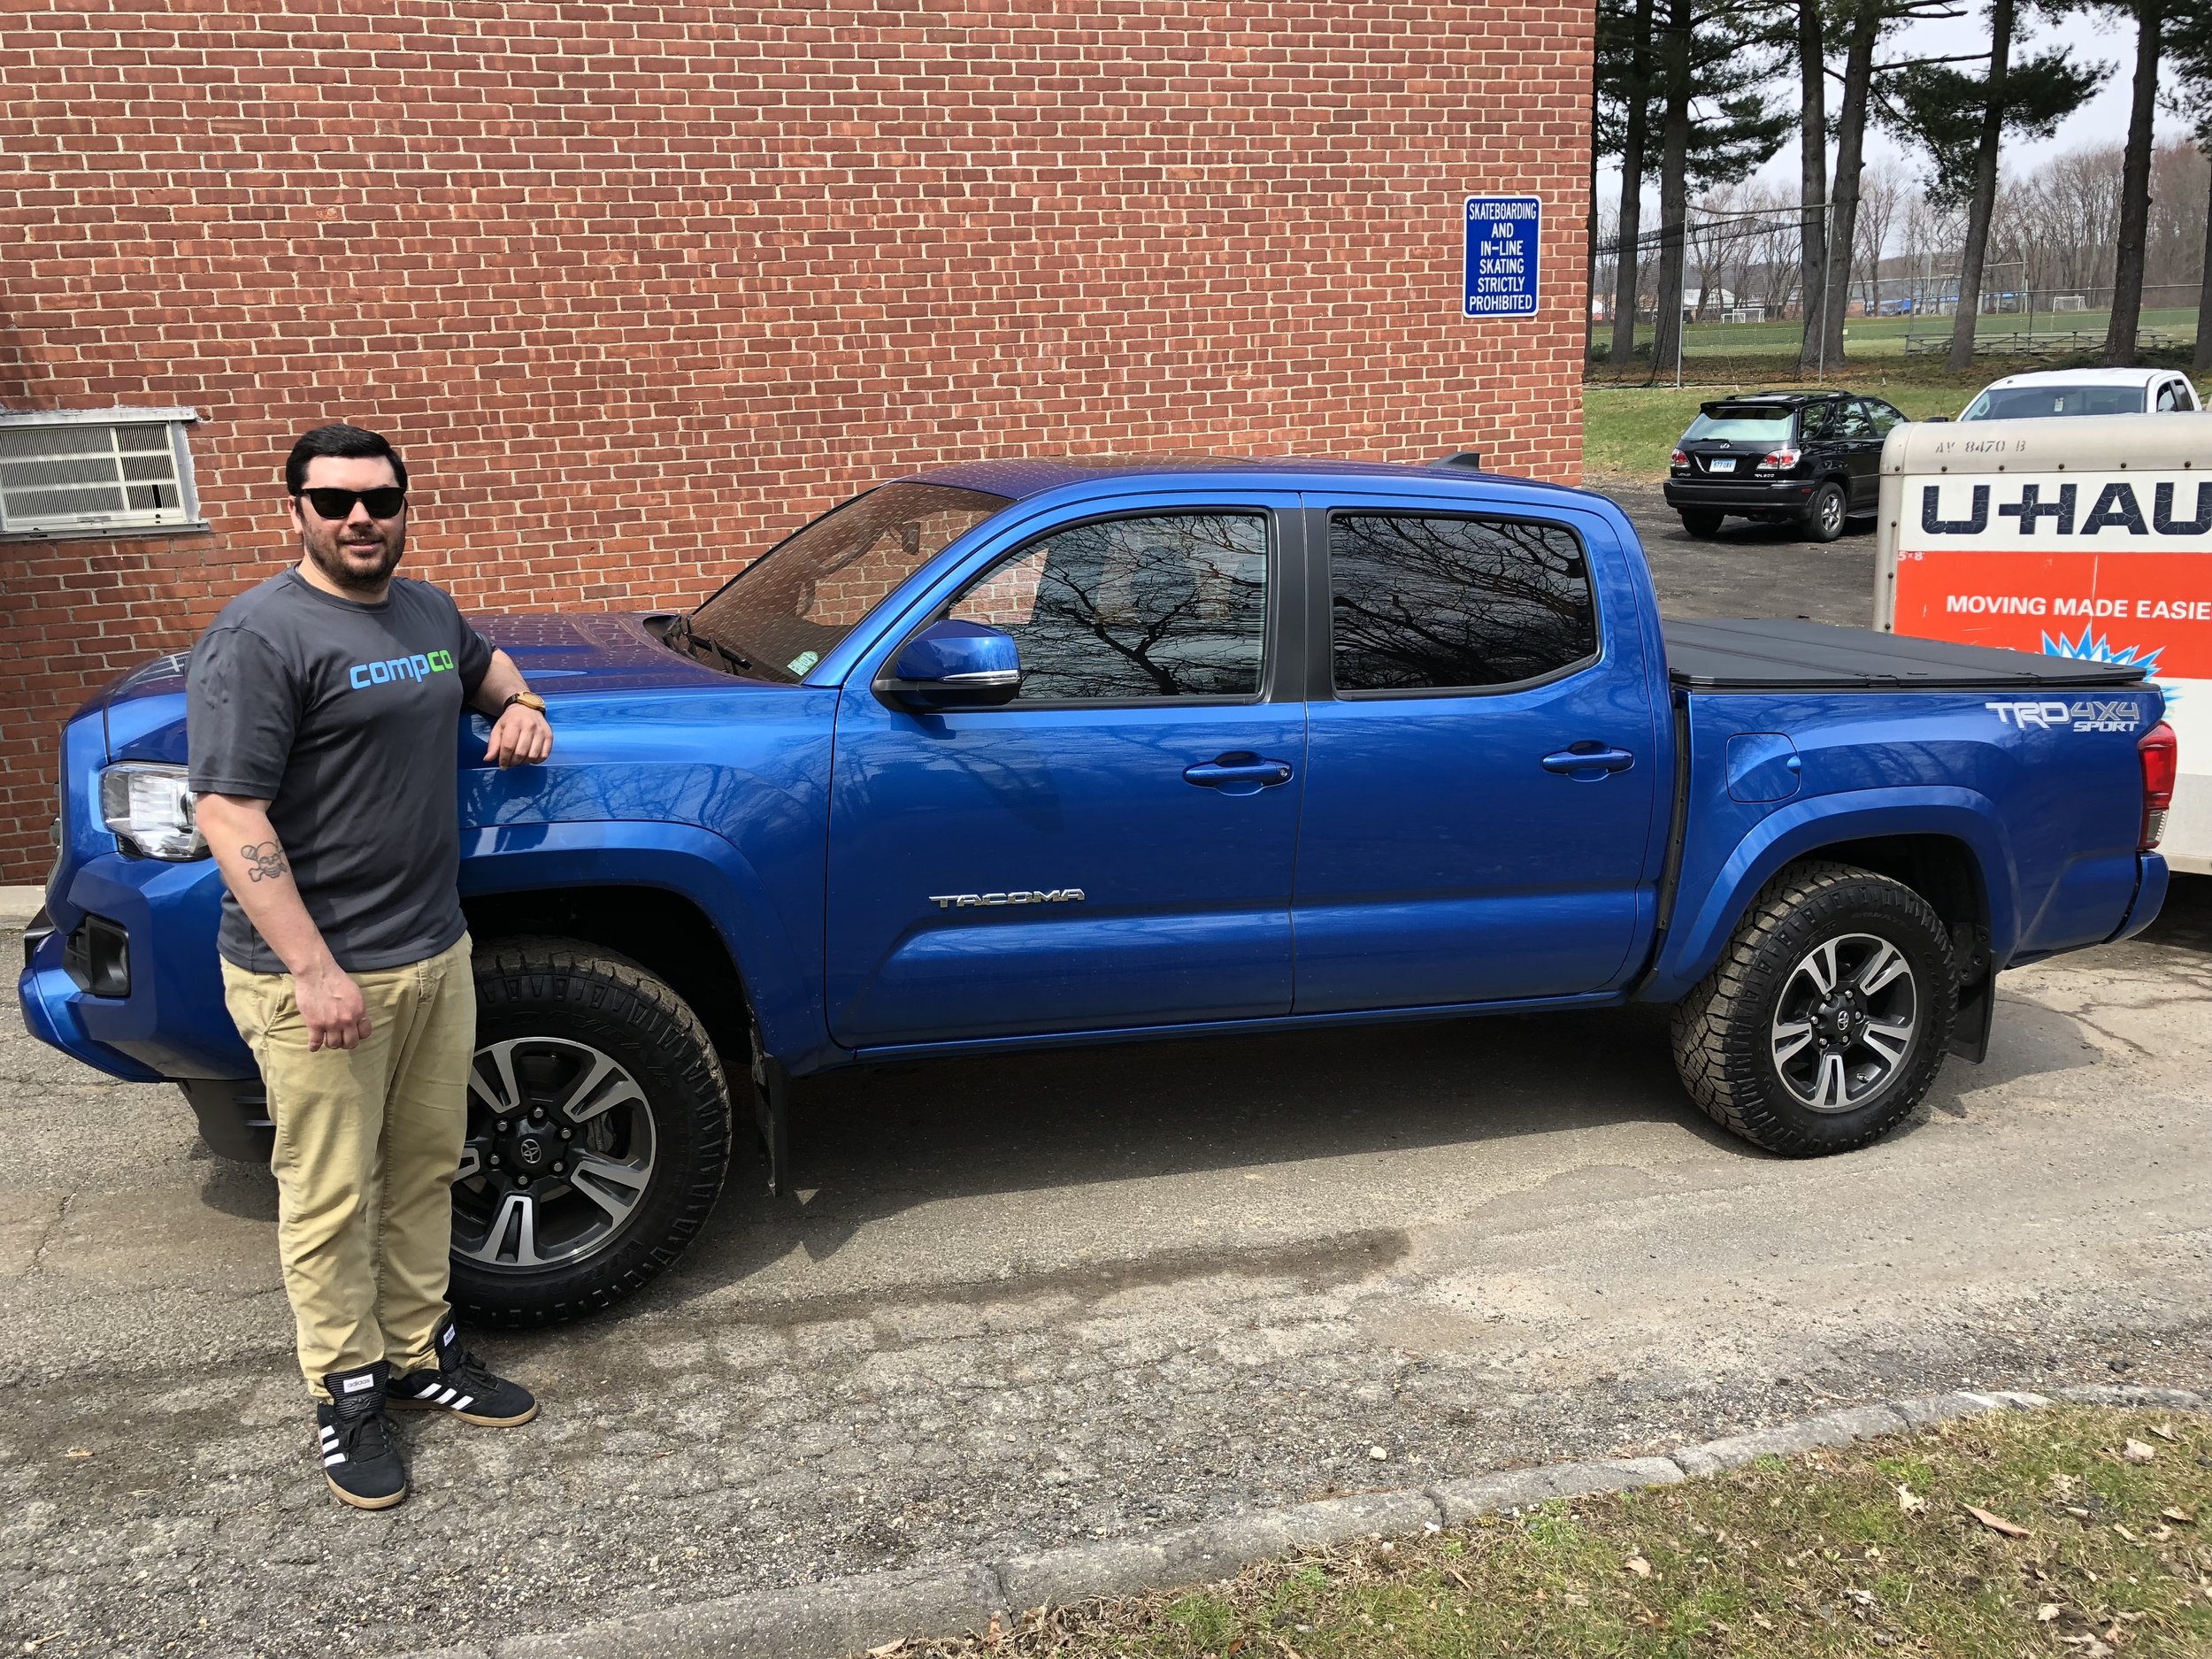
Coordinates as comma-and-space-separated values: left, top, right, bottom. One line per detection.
878, 618, 1022, 710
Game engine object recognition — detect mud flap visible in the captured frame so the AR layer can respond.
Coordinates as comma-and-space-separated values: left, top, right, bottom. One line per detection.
1948, 972, 1995, 1062
752, 1051, 791, 1197
1947, 923, 1994, 1063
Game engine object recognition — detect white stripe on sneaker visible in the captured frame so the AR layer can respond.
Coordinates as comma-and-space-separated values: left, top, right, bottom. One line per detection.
454, 1395, 474, 1412
435, 1386, 458, 1405
323, 1452, 346, 1465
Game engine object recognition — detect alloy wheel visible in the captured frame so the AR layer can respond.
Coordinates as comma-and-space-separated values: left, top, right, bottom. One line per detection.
452, 1037, 658, 1270
1768, 932, 1918, 1112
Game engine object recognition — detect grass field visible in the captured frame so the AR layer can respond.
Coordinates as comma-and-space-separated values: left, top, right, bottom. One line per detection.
1583, 352, 2212, 482
1593, 306, 2202, 365
912, 1406, 2212, 1659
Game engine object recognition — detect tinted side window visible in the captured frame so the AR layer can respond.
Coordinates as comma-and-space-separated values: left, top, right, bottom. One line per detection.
1330, 514, 1596, 693
1863, 401, 1904, 437
1835, 402, 1878, 440
946, 512, 1268, 702
2158, 380, 2183, 411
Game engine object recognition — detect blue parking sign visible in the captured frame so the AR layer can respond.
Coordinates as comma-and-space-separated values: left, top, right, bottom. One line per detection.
1463, 196, 1540, 318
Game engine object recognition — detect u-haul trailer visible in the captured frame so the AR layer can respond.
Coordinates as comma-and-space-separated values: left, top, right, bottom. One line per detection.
1874, 412, 2212, 873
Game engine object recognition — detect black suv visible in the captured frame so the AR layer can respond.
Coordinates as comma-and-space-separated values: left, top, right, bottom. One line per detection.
1663, 390, 1907, 542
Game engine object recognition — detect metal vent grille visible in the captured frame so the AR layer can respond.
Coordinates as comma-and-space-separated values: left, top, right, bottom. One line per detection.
0, 411, 201, 536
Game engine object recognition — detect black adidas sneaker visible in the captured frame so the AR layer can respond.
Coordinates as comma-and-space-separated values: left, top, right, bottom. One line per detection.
389, 1315, 539, 1427
317, 1360, 407, 1510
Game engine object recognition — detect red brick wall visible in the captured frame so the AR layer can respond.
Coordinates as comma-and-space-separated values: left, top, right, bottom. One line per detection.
0, 0, 1593, 881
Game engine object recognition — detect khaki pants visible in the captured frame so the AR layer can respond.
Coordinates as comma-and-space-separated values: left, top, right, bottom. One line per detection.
222, 934, 474, 1397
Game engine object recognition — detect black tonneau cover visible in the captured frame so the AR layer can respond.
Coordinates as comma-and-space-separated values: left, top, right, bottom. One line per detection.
1665, 618, 2148, 692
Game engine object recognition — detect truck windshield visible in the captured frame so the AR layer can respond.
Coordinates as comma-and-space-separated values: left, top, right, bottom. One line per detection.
1683, 409, 1795, 442
1961, 385, 2147, 420
682, 483, 1011, 682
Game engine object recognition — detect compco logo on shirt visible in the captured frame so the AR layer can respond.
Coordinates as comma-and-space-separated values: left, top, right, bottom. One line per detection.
349, 649, 457, 690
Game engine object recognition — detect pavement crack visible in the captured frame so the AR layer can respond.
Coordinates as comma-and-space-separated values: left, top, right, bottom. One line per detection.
27, 1188, 78, 1273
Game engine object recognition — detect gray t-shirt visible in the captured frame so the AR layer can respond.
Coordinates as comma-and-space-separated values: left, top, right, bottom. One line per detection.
187, 570, 494, 973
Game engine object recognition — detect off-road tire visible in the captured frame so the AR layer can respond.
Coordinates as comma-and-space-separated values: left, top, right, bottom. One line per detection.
1801, 480, 1848, 543
1678, 509, 1725, 539
1670, 861, 1956, 1156
451, 937, 733, 1326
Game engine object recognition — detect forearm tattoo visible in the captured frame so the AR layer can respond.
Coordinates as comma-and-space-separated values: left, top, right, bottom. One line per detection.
242, 840, 290, 884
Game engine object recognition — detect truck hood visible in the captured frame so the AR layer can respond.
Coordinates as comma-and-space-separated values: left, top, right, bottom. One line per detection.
97, 611, 738, 766
475, 612, 731, 694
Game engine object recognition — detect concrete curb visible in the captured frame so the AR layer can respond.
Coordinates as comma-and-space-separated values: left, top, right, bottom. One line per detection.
0, 886, 45, 926
394, 1383, 2211, 1659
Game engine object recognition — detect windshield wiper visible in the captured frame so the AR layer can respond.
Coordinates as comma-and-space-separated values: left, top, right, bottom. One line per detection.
663, 612, 753, 673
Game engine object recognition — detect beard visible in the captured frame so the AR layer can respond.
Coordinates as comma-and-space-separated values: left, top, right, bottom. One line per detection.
305, 528, 404, 594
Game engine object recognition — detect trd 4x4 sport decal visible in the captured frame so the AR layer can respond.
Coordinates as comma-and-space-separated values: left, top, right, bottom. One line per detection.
1985, 699, 2143, 733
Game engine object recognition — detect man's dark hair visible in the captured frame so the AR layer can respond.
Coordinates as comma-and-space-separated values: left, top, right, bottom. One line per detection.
284, 424, 408, 495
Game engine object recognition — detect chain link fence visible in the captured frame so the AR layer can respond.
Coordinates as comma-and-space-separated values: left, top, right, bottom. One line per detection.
1591, 208, 2204, 383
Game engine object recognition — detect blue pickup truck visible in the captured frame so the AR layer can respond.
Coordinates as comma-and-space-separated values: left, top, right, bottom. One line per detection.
19, 457, 2176, 1325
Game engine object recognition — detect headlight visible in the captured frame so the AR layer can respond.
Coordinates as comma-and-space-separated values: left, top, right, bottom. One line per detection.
99, 764, 207, 860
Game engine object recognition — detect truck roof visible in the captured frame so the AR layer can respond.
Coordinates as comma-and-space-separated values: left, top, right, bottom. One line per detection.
1977, 366, 2176, 391
894, 455, 1612, 506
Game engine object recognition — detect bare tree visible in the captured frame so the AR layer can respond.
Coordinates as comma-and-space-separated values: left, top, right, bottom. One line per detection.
1855, 166, 1903, 315
1691, 185, 1763, 321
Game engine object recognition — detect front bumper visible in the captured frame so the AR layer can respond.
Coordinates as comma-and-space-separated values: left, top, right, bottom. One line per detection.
1664, 476, 1817, 513
19, 850, 251, 1081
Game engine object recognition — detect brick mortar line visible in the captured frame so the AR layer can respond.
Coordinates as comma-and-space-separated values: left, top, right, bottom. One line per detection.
372, 1383, 2210, 1659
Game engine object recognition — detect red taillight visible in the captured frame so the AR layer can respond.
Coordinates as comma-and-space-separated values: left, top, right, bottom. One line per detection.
1671, 449, 1687, 469
2139, 720, 2177, 850
1755, 448, 1801, 472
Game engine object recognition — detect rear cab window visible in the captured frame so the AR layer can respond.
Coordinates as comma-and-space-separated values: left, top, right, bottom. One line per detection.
1328, 512, 1598, 693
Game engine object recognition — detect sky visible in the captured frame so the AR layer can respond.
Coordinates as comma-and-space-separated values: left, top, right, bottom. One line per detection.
1597, 5, 2194, 211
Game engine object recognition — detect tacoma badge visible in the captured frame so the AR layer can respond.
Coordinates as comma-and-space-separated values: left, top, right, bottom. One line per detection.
927, 889, 1086, 910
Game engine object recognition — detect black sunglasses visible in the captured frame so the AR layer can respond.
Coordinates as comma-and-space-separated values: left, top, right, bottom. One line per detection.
296, 486, 407, 521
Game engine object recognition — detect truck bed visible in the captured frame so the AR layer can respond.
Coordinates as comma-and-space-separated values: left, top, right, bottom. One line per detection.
1664, 618, 2150, 692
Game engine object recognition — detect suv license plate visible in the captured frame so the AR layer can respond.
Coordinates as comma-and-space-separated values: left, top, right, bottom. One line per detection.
1708, 457, 1736, 473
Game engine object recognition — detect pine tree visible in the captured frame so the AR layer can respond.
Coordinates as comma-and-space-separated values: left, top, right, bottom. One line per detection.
1881, 6, 2106, 365
2165, 0, 2212, 369
2101, 0, 2168, 363
1644, 0, 1793, 375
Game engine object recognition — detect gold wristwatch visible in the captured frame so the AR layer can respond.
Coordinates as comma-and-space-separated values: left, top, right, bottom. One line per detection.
503, 691, 548, 714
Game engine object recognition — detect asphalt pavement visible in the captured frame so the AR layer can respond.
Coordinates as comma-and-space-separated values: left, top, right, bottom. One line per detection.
4, 488, 2206, 1659
1604, 478, 1879, 627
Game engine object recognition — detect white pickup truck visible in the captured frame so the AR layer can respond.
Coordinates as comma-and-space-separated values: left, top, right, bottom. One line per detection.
1875, 412, 2210, 872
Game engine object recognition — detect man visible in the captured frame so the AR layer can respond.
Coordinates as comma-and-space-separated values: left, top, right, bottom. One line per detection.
188, 423, 554, 1510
